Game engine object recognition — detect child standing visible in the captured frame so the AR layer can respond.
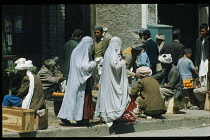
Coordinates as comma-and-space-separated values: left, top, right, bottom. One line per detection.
177, 48, 196, 80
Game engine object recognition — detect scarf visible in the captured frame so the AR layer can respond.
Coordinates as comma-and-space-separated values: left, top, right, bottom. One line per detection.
21, 70, 34, 109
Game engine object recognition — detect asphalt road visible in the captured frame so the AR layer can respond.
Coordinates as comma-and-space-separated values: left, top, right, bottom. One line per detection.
106, 125, 210, 137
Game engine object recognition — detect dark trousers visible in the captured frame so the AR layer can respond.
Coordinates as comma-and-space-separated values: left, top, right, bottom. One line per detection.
150, 64, 157, 75
44, 84, 60, 100
44, 88, 54, 100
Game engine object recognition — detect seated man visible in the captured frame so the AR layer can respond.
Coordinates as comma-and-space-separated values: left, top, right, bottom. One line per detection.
38, 57, 70, 126
3, 58, 46, 113
193, 57, 210, 110
152, 54, 184, 107
193, 87, 208, 109
38, 57, 64, 101
131, 66, 166, 119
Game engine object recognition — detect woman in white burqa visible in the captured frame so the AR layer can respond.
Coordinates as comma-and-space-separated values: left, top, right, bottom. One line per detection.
58, 36, 96, 127
95, 37, 131, 127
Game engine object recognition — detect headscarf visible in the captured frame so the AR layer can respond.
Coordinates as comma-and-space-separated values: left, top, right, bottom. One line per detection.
95, 37, 131, 122
71, 36, 95, 84
57, 36, 96, 121
15, 58, 34, 109
136, 66, 152, 77
158, 54, 172, 64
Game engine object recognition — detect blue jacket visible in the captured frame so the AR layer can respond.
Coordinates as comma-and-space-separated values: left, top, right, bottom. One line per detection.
137, 51, 150, 67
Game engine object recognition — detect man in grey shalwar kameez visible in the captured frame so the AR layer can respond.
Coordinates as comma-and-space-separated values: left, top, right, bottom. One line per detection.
57, 36, 96, 126
95, 37, 131, 127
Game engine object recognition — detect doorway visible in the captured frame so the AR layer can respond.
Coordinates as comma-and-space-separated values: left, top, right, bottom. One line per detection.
158, 4, 199, 63
65, 4, 91, 42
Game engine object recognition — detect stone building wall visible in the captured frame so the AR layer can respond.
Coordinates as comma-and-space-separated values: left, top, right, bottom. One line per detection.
95, 4, 142, 51
40, 4, 157, 69
147, 4, 157, 25
95, 4, 157, 51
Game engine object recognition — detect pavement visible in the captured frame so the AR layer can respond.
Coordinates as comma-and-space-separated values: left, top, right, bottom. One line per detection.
2, 98, 210, 137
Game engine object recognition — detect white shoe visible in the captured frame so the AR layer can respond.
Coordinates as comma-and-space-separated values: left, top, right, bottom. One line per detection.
106, 122, 113, 127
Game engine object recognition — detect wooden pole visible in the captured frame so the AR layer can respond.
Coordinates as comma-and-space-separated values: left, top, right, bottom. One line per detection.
204, 58, 210, 111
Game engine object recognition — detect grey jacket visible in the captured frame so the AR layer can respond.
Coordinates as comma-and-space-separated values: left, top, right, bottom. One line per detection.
152, 65, 184, 99
37, 65, 62, 90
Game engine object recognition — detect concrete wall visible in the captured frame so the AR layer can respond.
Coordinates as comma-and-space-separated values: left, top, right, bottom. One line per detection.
95, 4, 157, 51
147, 4, 157, 25
95, 4, 142, 51
40, 4, 158, 68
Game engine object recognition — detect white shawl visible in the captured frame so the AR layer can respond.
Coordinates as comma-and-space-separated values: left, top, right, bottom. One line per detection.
21, 70, 34, 109
58, 36, 96, 121
95, 37, 131, 123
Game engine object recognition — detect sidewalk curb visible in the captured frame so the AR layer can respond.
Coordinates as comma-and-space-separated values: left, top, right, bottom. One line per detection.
3, 114, 210, 137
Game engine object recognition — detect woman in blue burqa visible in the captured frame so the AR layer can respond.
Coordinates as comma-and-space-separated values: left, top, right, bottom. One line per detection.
95, 37, 131, 127
58, 36, 96, 127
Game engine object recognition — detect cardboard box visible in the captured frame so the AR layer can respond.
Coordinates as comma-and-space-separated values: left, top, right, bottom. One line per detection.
34, 108, 48, 130
2, 106, 34, 133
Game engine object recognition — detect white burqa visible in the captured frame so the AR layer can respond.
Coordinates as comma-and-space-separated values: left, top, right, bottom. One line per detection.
95, 37, 131, 123
58, 36, 96, 121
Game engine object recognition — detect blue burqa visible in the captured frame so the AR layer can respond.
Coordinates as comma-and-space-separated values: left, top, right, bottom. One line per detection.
95, 37, 131, 123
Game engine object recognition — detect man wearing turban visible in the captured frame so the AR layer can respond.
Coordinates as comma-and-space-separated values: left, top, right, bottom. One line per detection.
3, 58, 46, 113
156, 34, 166, 73
131, 66, 166, 118
152, 54, 184, 107
38, 57, 64, 101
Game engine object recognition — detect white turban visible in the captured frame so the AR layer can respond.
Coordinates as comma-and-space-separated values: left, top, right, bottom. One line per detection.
158, 54, 172, 64
136, 66, 152, 77
15, 58, 33, 70
156, 34, 165, 40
